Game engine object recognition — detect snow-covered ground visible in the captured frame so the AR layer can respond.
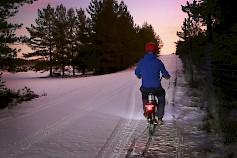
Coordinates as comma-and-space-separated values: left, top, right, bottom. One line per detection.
0, 54, 233, 158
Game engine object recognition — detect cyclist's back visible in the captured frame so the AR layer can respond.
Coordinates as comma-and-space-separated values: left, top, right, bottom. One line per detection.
135, 51, 169, 89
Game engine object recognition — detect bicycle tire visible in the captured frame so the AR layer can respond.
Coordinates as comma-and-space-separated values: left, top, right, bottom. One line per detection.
148, 121, 155, 137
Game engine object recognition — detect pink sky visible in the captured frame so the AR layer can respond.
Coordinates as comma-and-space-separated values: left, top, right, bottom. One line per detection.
8, 0, 192, 56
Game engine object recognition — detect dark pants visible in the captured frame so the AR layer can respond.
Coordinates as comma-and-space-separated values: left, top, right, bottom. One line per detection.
140, 86, 166, 119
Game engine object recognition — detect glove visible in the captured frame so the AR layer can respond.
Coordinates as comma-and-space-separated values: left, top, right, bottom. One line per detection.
164, 76, 171, 80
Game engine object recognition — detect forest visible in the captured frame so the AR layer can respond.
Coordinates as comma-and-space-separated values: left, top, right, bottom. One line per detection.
1, 0, 162, 76
176, 0, 237, 144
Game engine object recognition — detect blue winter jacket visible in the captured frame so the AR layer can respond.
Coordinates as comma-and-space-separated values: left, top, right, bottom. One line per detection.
135, 52, 170, 88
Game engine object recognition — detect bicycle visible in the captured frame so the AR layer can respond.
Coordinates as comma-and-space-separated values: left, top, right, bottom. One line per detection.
144, 93, 158, 137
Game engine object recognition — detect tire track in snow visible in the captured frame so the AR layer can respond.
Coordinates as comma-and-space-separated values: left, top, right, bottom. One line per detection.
141, 137, 154, 157
95, 80, 142, 158
124, 127, 146, 158
1, 84, 106, 158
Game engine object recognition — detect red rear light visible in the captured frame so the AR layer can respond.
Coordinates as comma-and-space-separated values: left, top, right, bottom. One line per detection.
145, 103, 155, 112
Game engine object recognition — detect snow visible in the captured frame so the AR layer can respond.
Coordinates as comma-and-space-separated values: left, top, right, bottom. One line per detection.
0, 54, 232, 158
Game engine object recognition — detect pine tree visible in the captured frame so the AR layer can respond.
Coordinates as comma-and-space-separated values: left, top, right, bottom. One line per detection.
25, 4, 55, 76
53, 4, 69, 76
87, 0, 118, 74
86, 0, 150, 74
0, 0, 37, 71
66, 8, 77, 75
116, 1, 142, 69
75, 8, 92, 74
138, 22, 163, 54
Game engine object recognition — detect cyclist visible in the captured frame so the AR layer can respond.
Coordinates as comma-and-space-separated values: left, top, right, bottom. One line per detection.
135, 42, 170, 125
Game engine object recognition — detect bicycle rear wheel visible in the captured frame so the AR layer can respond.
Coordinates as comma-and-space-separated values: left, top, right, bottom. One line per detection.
148, 121, 155, 137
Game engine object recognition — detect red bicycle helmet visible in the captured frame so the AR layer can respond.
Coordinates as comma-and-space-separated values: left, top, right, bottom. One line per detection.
145, 42, 157, 53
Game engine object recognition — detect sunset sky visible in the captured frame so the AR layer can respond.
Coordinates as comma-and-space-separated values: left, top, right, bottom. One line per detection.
8, 0, 193, 57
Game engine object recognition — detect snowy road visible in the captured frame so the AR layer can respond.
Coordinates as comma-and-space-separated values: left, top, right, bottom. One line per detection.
1, 55, 188, 158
